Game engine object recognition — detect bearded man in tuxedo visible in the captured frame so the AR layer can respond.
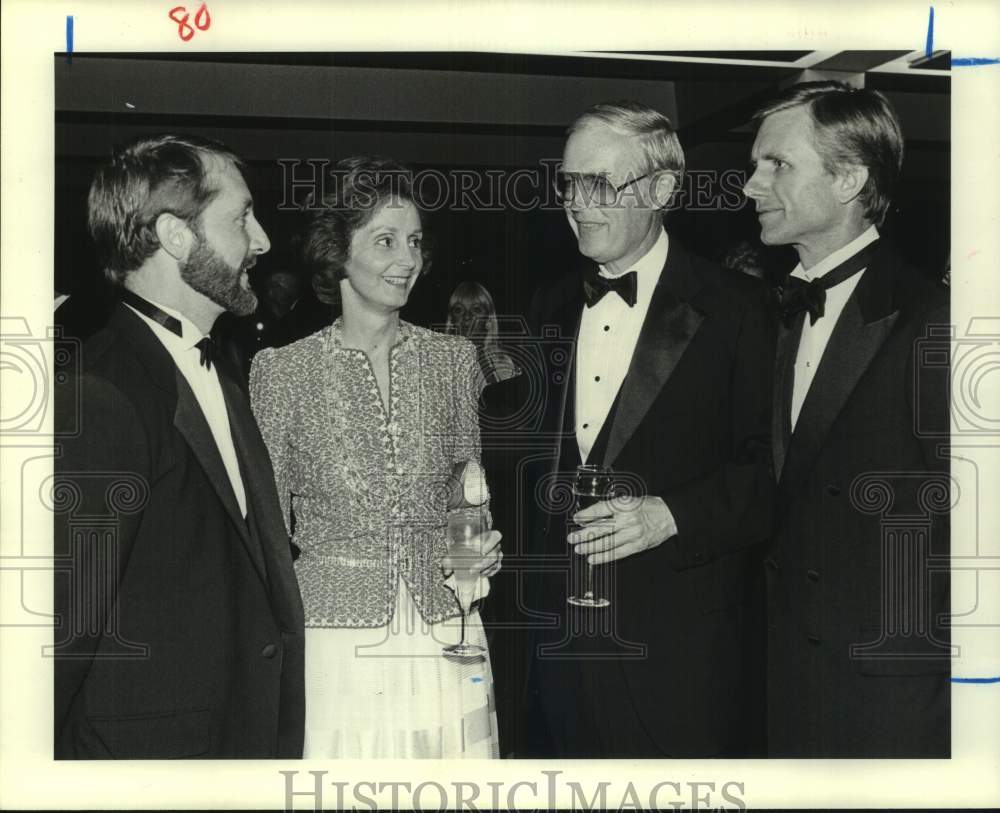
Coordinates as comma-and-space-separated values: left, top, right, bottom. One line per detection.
53, 134, 305, 758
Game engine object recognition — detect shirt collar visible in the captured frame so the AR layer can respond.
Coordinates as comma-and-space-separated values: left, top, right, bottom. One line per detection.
791, 225, 879, 282
125, 296, 206, 352
599, 226, 669, 282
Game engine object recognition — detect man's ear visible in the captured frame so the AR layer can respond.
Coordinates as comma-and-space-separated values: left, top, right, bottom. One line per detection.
834, 164, 870, 206
649, 170, 677, 210
154, 212, 193, 262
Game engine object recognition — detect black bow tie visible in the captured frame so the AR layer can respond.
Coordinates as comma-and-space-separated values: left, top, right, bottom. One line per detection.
780, 240, 880, 326
583, 269, 638, 308
121, 289, 215, 370
195, 337, 215, 371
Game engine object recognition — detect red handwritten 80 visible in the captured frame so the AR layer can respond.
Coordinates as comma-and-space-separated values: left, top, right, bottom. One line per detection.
168, 3, 211, 42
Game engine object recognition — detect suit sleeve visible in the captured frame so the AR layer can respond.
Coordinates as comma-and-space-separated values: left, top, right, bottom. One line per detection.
908, 301, 951, 472
249, 349, 293, 536
906, 300, 951, 655
659, 285, 776, 568
53, 372, 149, 757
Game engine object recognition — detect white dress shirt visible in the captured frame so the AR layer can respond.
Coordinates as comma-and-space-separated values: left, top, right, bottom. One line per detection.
790, 225, 879, 429
126, 299, 248, 516
576, 227, 669, 462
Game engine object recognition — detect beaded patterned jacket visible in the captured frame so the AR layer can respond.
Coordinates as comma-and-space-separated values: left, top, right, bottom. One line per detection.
249, 319, 486, 628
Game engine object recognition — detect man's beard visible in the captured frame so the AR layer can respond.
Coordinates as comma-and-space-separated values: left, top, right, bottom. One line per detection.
179, 234, 258, 317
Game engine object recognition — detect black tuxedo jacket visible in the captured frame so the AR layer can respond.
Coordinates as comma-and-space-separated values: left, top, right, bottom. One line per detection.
525, 240, 775, 756
53, 303, 305, 758
54, 290, 114, 345
767, 241, 951, 757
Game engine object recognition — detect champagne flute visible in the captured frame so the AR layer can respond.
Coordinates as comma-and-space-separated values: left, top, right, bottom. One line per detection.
567, 464, 613, 608
443, 507, 488, 659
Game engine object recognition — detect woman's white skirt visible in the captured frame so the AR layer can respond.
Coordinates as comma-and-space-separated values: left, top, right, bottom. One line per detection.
303, 579, 499, 759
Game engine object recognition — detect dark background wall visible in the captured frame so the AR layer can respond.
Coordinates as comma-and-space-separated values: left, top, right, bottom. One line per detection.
55, 52, 950, 328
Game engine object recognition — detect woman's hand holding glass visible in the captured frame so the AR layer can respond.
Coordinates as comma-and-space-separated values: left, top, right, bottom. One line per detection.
440, 529, 503, 584
440, 510, 501, 659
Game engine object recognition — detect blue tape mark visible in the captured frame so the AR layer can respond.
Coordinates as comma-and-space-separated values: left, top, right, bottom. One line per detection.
925, 6, 935, 58
952, 676, 1000, 683
925, 7, 999, 67
470, 676, 483, 683
66, 15, 74, 62
953, 58, 1000, 67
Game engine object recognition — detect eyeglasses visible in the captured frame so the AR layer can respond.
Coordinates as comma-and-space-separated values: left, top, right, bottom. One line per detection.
552, 170, 652, 207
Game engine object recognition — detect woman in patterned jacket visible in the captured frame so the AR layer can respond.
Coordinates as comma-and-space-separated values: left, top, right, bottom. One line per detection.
250, 156, 502, 758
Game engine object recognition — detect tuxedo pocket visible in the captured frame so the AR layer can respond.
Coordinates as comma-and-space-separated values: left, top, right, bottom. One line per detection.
853, 626, 952, 677
87, 708, 212, 759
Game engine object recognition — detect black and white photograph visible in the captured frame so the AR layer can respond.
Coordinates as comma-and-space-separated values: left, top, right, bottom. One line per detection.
1, 1, 999, 810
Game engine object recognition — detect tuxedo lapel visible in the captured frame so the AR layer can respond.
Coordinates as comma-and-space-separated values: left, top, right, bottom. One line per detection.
172, 371, 268, 584
781, 254, 900, 490
217, 361, 304, 626
772, 313, 803, 482
603, 244, 705, 467
110, 304, 178, 395
110, 305, 269, 586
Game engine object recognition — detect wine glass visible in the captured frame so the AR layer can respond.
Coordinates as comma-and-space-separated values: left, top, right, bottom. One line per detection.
567, 464, 613, 608
443, 507, 488, 659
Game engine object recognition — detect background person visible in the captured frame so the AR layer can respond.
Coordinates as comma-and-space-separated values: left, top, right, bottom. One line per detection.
214, 262, 335, 381
445, 280, 520, 385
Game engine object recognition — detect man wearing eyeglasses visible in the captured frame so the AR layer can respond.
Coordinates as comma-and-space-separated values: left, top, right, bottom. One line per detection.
522, 101, 775, 757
